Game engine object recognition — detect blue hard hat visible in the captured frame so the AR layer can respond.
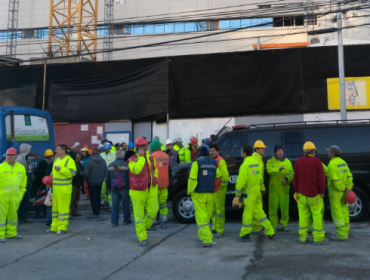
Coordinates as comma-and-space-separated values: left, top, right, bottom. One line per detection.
104, 143, 112, 150
128, 142, 135, 149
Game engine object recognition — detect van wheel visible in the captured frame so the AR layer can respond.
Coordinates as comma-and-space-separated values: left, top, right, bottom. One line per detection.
349, 187, 370, 222
172, 189, 196, 224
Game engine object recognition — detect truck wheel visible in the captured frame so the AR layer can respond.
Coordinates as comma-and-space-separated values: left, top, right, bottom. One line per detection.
349, 187, 370, 222
172, 189, 196, 224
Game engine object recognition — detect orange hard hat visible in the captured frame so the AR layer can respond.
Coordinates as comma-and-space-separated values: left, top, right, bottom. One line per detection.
135, 137, 148, 146
42, 176, 53, 186
6, 148, 18, 155
343, 190, 356, 204
190, 137, 198, 144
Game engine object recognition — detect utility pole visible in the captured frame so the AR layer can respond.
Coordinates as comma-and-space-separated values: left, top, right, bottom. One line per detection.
6, 0, 19, 58
103, 0, 114, 61
337, 0, 347, 121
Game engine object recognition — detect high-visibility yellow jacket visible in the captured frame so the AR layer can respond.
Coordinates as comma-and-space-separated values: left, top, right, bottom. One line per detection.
0, 162, 27, 201
252, 152, 266, 191
235, 156, 263, 196
173, 144, 185, 164
101, 151, 116, 167
52, 156, 76, 187
328, 157, 353, 193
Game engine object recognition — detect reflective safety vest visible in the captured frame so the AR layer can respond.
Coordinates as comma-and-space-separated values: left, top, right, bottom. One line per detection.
213, 155, 229, 191
52, 156, 76, 187
152, 151, 170, 189
101, 151, 116, 167
173, 144, 185, 164
195, 157, 217, 193
186, 146, 199, 162
127, 153, 157, 191
0, 162, 27, 200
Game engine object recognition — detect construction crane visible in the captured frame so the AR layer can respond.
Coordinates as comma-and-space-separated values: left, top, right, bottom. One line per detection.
48, 0, 98, 61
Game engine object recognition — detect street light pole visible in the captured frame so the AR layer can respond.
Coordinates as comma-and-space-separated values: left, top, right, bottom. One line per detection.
337, 0, 347, 121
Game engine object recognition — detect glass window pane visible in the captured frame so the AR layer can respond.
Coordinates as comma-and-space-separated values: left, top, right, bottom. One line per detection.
132, 25, 144, 34
154, 24, 165, 33
196, 21, 206, 31
165, 23, 174, 33
230, 19, 240, 29
218, 134, 245, 159
184, 22, 196, 32
174, 22, 184, 32
219, 20, 230, 30
144, 24, 154, 34
240, 19, 252, 28
251, 18, 261, 28
261, 18, 273, 28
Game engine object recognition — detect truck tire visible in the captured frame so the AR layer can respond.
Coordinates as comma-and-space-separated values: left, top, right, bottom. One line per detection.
172, 189, 196, 224
349, 186, 370, 222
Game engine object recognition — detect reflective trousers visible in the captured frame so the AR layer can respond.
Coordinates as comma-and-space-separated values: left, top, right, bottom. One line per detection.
130, 186, 159, 242
158, 188, 168, 216
269, 184, 290, 228
0, 194, 21, 239
211, 184, 227, 233
297, 194, 325, 242
240, 187, 275, 237
330, 191, 350, 239
192, 192, 213, 244
101, 180, 112, 205
51, 185, 72, 232
251, 194, 264, 232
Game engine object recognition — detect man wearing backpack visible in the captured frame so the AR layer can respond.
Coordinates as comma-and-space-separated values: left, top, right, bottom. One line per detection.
106, 150, 132, 227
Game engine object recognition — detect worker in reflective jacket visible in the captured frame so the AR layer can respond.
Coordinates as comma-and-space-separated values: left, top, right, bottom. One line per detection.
48, 144, 76, 235
127, 137, 159, 247
0, 148, 27, 243
173, 137, 186, 164
235, 145, 275, 242
209, 144, 229, 238
188, 146, 221, 248
185, 137, 199, 163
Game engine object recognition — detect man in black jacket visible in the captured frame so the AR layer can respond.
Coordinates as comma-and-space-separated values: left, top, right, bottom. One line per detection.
83, 149, 108, 219
70, 153, 84, 218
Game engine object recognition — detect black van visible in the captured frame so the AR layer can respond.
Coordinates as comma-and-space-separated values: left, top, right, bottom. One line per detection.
169, 120, 370, 223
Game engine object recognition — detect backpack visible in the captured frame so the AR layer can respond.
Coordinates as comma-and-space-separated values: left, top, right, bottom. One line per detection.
111, 166, 125, 190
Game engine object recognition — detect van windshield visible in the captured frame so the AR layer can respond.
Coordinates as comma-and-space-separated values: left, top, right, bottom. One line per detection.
5, 114, 50, 142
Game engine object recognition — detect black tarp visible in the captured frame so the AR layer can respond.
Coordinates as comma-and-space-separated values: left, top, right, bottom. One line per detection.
169, 49, 304, 118
46, 58, 168, 123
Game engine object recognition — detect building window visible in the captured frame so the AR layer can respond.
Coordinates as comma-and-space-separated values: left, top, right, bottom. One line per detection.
281, 131, 304, 157
218, 134, 247, 159
219, 18, 273, 30
273, 16, 304, 27
22, 30, 34, 39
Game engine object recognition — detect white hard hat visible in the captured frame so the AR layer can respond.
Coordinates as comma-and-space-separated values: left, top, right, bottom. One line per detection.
166, 139, 173, 145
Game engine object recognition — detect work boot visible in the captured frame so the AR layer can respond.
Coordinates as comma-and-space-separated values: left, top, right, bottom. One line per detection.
211, 230, 217, 234
154, 219, 161, 226
124, 221, 132, 225
160, 221, 167, 229
277, 224, 283, 231
238, 234, 251, 242
216, 233, 224, 238
8, 235, 22, 239
268, 234, 276, 240
147, 224, 156, 231
111, 224, 118, 227
139, 240, 148, 247
56, 230, 66, 235
0, 238, 5, 243
46, 229, 57, 234
283, 227, 290, 232
196, 240, 213, 247
313, 238, 328, 245
331, 235, 348, 242
300, 239, 308, 245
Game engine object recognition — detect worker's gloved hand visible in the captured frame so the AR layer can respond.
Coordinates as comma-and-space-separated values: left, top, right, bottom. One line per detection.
232, 196, 238, 205
232, 196, 243, 209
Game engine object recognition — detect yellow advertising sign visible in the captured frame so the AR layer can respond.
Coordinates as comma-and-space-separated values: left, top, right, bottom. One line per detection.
327, 77, 370, 110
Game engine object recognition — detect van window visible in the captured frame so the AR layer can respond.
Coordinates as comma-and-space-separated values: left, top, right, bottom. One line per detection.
5, 114, 50, 142
218, 134, 246, 159
281, 131, 303, 157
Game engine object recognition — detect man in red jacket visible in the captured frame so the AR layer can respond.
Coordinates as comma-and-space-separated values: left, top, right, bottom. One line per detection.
293, 141, 327, 245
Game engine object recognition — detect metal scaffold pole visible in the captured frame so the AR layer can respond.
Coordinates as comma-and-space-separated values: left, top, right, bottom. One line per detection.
6, 0, 19, 58
103, 0, 114, 61
337, 0, 347, 121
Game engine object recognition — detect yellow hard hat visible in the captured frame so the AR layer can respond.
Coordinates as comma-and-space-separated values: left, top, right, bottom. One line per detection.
254, 140, 266, 149
44, 149, 53, 157
81, 147, 89, 152
303, 141, 316, 151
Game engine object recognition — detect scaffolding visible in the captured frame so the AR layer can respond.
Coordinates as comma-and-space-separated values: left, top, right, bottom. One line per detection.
103, 0, 114, 61
48, 0, 98, 60
6, 0, 19, 58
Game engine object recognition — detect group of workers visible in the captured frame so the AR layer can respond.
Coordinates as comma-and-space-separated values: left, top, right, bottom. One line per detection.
0, 135, 354, 248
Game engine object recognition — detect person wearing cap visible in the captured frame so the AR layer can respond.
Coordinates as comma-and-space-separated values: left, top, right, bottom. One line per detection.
150, 140, 170, 229
100, 142, 116, 208
188, 146, 221, 247
0, 148, 27, 243
266, 145, 294, 232
165, 139, 179, 168
173, 138, 186, 164
327, 145, 353, 241
293, 141, 327, 245
127, 137, 159, 247
153, 136, 165, 151
98, 138, 108, 154
185, 137, 199, 163
209, 143, 229, 238
124, 142, 136, 161
48, 144, 76, 235
251, 140, 267, 233
235, 145, 275, 243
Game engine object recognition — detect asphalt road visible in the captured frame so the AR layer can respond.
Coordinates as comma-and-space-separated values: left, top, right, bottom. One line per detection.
1, 202, 370, 280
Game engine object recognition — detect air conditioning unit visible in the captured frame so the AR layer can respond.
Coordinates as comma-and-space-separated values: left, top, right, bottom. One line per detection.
309, 36, 329, 45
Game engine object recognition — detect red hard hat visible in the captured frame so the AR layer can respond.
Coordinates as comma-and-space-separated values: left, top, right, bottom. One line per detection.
6, 148, 18, 155
42, 176, 53, 186
343, 190, 356, 204
135, 137, 148, 146
190, 137, 198, 144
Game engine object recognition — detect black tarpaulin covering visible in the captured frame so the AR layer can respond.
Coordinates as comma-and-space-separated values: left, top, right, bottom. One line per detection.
0, 84, 39, 108
169, 49, 304, 118
47, 58, 168, 123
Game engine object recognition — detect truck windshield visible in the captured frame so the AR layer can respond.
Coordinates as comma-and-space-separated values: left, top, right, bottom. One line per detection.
5, 114, 50, 142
